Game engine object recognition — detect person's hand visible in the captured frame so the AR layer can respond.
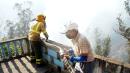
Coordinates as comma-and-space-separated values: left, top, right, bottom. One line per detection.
63, 55, 70, 59
44, 33, 49, 42
62, 55, 70, 62
45, 38, 48, 42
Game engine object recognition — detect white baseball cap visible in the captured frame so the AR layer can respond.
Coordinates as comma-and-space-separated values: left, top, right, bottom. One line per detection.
61, 23, 78, 34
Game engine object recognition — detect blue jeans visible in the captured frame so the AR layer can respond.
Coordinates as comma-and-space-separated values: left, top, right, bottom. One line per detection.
75, 61, 94, 73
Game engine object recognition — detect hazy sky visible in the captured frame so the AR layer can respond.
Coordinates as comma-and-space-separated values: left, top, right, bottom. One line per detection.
0, 0, 126, 43
0, 0, 125, 32
0, 0, 126, 44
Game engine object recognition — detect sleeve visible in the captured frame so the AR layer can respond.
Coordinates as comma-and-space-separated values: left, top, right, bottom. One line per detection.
40, 22, 47, 34
78, 37, 90, 56
39, 22, 49, 40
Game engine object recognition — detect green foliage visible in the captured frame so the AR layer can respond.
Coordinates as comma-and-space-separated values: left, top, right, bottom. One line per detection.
0, 42, 15, 58
0, 41, 24, 59
95, 29, 111, 57
2, 44, 8, 57
14, 2, 33, 37
102, 37, 111, 56
116, 16, 130, 41
15, 41, 23, 55
6, 1, 33, 39
125, 0, 130, 16
95, 28, 102, 55
10, 42, 15, 56
115, 0, 130, 63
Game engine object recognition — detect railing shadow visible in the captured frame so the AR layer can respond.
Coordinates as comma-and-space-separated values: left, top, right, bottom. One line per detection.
4, 62, 13, 73
24, 56, 52, 73
0, 56, 52, 73
18, 58, 33, 73
0, 63, 5, 73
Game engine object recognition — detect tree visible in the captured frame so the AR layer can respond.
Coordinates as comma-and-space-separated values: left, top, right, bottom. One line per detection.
14, 2, 33, 37
125, 0, 130, 16
95, 28, 102, 55
94, 28, 111, 57
116, 15, 130, 41
6, 20, 15, 39
6, 1, 33, 39
116, 15, 130, 63
115, 0, 130, 63
102, 36, 111, 57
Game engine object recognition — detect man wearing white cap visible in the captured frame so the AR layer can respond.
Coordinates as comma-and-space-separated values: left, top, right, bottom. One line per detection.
63, 23, 95, 73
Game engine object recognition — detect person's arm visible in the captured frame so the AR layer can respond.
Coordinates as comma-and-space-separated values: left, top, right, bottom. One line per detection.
59, 48, 74, 60
59, 48, 72, 56
40, 22, 49, 41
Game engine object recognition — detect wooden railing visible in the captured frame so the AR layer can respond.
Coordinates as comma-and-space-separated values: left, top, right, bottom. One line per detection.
0, 37, 130, 73
94, 55, 130, 73
0, 37, 30, 62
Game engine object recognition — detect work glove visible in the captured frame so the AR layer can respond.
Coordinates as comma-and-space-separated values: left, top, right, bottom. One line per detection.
69, 56, 87, 63
62, 55, 70, 62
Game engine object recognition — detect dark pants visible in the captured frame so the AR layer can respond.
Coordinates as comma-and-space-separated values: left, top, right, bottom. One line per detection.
75, 61, 94, 73
29, 39, 47, 64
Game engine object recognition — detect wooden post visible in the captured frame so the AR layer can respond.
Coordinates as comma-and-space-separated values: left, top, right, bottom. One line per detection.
25, 38, 31, 56
6, 42, 12, 59
13, 41, 19, 57
19, 39, 24, 56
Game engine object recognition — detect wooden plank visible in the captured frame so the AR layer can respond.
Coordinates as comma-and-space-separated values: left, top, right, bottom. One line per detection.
0, 57, 51, 73
94, 55, 123, 65
123, 63, 130, 69
0, 37, 27, 44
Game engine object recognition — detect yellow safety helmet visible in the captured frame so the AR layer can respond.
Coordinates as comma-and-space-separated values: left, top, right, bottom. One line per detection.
36, 14, 46, 22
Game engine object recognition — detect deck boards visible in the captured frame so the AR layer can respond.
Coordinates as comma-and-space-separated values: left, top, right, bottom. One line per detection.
0, 56, 51, 73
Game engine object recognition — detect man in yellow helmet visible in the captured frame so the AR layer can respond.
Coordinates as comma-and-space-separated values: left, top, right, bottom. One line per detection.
28, 14, 48, 66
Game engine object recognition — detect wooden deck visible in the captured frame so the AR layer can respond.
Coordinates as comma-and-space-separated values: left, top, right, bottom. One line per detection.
0, 56, 51, 73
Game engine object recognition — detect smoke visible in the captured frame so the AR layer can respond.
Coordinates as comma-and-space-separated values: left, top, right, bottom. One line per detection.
109, 42, 129, 62
0, 0, 129, 62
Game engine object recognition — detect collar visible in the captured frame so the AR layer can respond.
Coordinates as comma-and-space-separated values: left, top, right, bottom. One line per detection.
72, 32, 80, 43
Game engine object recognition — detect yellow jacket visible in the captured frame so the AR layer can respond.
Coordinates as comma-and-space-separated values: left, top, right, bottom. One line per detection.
28, 21, 47, 41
